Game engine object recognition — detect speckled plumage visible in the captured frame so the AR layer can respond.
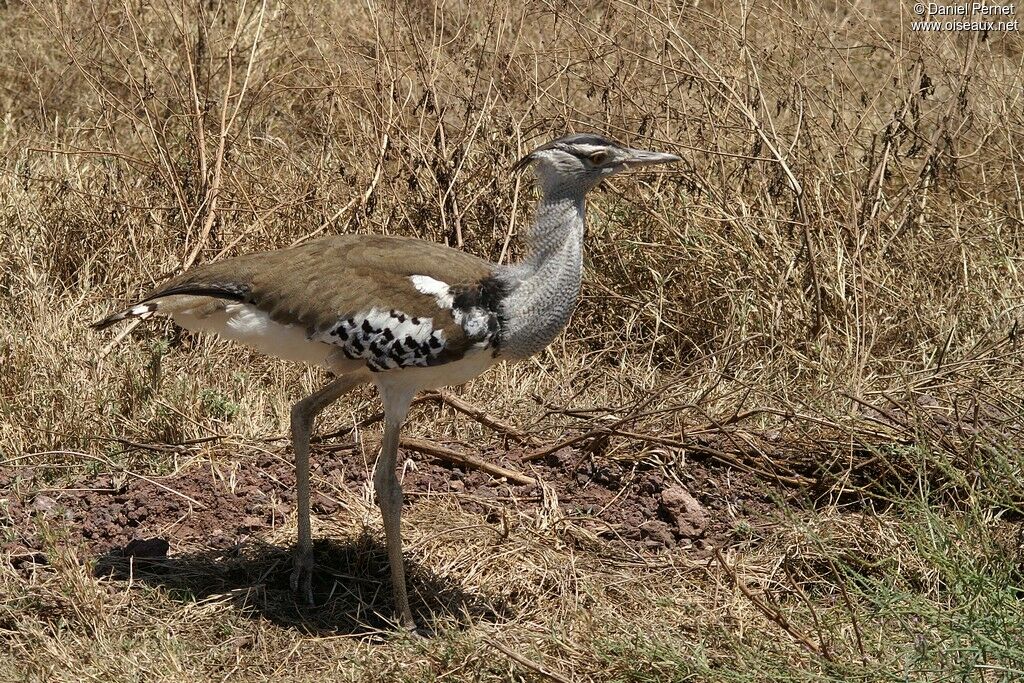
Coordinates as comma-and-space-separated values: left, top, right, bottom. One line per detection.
318, 307, 446, 371
493, 194, 585, 359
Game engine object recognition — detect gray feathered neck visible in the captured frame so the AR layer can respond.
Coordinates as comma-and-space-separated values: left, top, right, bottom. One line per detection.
494, 174, 587, 359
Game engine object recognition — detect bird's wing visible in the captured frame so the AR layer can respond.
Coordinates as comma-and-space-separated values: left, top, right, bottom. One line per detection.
94, 235, 508, 370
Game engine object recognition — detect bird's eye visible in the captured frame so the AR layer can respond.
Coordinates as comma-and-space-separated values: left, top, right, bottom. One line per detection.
588, 151, 610, 165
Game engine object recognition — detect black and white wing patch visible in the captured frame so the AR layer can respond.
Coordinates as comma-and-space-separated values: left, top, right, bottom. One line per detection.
410, 274, 505, 349
315, 274, 506, 373
317, 308, 445, 371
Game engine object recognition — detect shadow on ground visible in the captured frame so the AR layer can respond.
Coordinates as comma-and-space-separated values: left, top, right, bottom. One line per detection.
93, 534, 508, 637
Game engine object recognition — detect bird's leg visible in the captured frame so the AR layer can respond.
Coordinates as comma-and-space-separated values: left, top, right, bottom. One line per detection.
374, 387, 417, 631
289, 373, 364, 604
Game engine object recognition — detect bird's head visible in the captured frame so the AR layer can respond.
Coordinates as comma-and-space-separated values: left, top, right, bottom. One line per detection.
512, 133, 680, 191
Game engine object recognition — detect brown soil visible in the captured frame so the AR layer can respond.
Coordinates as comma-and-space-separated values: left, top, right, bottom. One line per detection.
1, 437, 778, 590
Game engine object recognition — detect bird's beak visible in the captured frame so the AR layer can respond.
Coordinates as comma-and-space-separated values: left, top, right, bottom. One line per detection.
511, 152, 535, 173
623, 148, 682, 168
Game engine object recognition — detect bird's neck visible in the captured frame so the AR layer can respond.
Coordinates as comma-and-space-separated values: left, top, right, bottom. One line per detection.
496, 184, 586, 359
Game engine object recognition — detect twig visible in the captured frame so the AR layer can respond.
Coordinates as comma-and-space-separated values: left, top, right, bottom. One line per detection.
522, 419, 811, 487
112, 436, 221, 453
521, 431, 591, 463
290, 129, 389, 248
361, 130, 389, 209
182, 0, 267, 270
98, 318, 142, 359
482, 638, 571, 683
783, 559, 829, 660
306, 391, 532, 447
180, 47, 232, 271
305, 395, 435, 443
426, 391, 537, 445
714, 548, 829, 660
881, 31, 979, 241
523, 337, 759, 462
400, 437, 538, 487
827, 556, 868, 663
96, 3, 269, 358
611, 429, 812, 487
289, 195, 358, 247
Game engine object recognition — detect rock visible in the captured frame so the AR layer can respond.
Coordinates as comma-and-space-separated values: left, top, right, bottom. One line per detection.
660, 486, 708, 538
313, 495, 339, 515
240, 516, 266, 529
30, 495, 57, 514
640, 519, 676, 548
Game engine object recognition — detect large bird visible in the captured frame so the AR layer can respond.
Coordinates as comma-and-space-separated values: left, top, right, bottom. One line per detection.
94, 133, 680, 631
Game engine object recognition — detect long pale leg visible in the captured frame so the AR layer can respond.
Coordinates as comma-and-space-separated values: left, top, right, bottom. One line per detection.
289, 373, 365, 603
373, 385, 416, 630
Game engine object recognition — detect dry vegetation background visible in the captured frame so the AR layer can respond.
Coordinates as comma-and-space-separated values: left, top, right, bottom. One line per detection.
2, 0, 1024, 680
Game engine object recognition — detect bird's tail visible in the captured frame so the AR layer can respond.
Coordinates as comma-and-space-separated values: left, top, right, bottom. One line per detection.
91, 301, 158, 330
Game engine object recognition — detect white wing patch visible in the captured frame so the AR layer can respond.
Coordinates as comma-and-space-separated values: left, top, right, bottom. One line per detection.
409, 275, 454, 309
128, 302, 158, 320
314, 307, 446, 371
409, 274, 495, 350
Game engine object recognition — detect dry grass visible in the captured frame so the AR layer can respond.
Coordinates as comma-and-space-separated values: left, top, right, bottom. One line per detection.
2, 0, 1024, 680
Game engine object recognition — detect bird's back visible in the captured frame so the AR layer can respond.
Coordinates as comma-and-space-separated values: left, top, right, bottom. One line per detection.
96, 234, 508, 375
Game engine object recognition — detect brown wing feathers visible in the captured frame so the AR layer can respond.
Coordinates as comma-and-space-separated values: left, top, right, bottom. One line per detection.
93, 235, 505, 370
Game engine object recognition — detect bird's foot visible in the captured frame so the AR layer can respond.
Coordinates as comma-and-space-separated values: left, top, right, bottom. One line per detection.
289, 546, 315, 606
399, 618, 429, 639
397, 609, 427, 638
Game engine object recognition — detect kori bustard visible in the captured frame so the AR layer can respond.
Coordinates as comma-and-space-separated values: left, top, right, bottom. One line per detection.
94, 133, 680, 631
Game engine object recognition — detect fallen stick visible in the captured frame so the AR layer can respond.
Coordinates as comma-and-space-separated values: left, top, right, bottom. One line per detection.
610, 428, 812, 487
399, 437, 538, 487
521, 432, 591, 462
482, 638, 571, 683
714, 548, 829, 660
429, 391, 537, 445
312, 395, 434, 443
97, 318, 142, 359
